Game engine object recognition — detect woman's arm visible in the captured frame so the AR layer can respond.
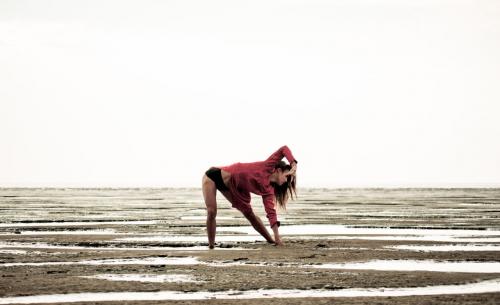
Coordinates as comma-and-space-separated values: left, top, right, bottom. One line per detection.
262, 194, 284, 245
242, 210, 275, 244
265, 145, 297, 166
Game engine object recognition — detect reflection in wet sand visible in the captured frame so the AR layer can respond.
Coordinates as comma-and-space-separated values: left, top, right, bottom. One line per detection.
217, 224, 500, 237
0, 278, 499, 304
311, 259, 500, 273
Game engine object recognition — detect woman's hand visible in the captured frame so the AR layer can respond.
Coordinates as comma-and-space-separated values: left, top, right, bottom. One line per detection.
289, 161, 297, 176
272, 224, 284, 246
274, 238, 285, 246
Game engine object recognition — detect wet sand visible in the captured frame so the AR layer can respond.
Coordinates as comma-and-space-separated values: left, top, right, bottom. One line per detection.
0, 188, 499, 304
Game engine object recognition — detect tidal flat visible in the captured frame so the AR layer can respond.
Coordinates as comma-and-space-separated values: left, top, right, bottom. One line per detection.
0, 188, 499, 304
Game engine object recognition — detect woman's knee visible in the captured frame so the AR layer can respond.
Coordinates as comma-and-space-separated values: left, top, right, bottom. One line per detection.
207, 206, 217, 219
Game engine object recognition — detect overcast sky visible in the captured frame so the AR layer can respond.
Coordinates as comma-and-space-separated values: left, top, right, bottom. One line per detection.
1, 0, 499, 188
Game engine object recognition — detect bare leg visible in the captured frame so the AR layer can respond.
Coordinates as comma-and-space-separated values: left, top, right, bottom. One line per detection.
202, 175, 217, 249
242, 210, 275, 244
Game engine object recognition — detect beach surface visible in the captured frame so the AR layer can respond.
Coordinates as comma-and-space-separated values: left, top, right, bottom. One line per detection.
0, 188, 499, 304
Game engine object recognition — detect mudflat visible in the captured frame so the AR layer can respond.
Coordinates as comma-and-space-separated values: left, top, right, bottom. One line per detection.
0, 188, 499, 304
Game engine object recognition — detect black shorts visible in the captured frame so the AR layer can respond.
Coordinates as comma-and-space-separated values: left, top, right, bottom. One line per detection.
205, 167, 229, 192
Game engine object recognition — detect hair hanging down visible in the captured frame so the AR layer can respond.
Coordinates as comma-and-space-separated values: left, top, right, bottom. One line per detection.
272, 160, 297, 210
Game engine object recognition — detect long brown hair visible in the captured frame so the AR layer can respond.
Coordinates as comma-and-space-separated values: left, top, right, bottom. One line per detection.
271, 161, 297, 210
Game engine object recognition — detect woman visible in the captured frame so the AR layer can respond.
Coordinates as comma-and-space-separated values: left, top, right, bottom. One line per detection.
202, 145, 297, 249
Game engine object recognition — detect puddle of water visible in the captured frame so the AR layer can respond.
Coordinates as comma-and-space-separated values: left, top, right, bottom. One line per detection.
212, 225, 500, 243
1, 256, 200, 267
80, 273, 200, 283
217, 225, 500, 237
0, 221, 158, 228
0, 229, 125, 236
389, 244, 500, 252
311, 260, 500, 273
204, 258, 500, 274
0, 278, 499, 303
309, 235, 500, 243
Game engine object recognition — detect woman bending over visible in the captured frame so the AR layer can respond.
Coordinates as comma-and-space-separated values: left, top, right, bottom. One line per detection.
201, 145, 297, 249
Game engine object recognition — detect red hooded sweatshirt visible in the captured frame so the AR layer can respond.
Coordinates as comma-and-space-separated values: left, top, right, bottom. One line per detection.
219, 145, 297, 228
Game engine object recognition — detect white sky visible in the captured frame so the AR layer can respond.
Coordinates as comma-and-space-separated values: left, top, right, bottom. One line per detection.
1, 0, 499, 188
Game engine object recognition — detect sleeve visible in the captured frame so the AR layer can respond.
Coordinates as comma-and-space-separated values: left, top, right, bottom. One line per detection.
265, 145, 297, 167
262, 194, 280, 228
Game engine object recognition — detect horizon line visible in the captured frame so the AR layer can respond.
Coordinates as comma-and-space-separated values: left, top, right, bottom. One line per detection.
0, 184, 499, 189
